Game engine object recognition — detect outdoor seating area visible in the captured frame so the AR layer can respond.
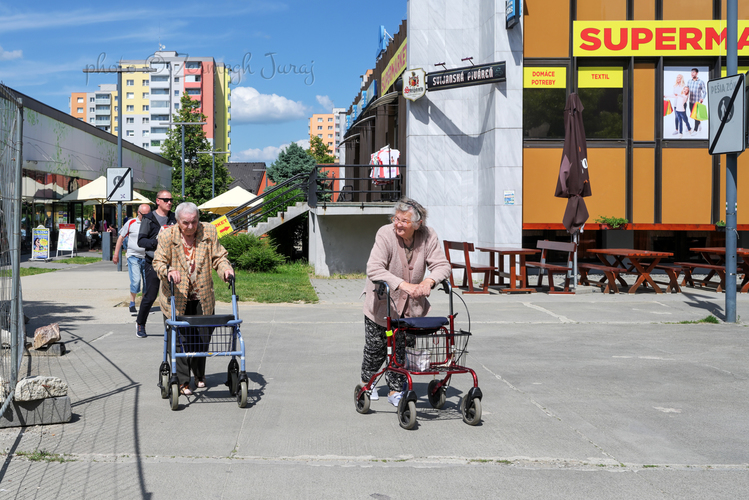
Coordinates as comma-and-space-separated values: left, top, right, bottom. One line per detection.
442, 239, 749, 296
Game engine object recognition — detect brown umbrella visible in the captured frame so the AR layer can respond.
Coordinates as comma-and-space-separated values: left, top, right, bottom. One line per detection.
555, 93, 591, 235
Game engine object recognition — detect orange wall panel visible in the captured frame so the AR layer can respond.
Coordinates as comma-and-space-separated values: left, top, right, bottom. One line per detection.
585, 148, 626, 221
633, 0, 656, 20
661, 149, 713, 224
632, 148, 655, 223
730, 154, 749, 225
576, 0, 626, 20
523, 148, 567, 224
633, 64, 655, 142
523, 148, 626, 225
663, 0, 712, 20
524, 0, 570, 58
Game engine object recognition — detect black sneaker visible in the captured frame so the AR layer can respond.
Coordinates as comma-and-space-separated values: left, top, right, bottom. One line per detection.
136, 324, 147, 338
129, 304, 137, 314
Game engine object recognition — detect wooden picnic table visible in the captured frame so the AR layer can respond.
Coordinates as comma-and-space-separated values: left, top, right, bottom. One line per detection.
586, 248, 674, 294
476, 247, 540, 293
688, 247, 749, 292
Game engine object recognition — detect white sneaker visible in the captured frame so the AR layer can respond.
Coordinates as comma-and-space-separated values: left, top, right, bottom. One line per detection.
369, 385, 379, 400
387, 391, 403, 407
672, 131, 679, 136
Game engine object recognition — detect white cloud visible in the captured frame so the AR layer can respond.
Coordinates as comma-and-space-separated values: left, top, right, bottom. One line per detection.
231, 87, 309, 124
234, 139, 310, 163
0, 46, 22, 61
316, 95, 334, 111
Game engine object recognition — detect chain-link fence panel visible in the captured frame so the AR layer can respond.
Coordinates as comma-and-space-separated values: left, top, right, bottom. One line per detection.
0, 83, 24, 417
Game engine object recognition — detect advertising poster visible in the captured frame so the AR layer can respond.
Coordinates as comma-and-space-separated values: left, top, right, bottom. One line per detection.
31, 227, 50, 260
57, 227, 76, 253
663, 66, 709, 140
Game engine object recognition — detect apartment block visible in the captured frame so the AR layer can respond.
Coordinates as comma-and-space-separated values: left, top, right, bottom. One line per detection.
69, 50, 231, 157
308, 106, 346, 162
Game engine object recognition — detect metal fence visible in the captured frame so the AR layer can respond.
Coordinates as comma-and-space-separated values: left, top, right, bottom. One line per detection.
0, 83, 24, 417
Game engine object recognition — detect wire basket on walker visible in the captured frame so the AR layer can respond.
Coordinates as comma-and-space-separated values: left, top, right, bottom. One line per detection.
157, 276, 249, 410
354, 279, 482, 429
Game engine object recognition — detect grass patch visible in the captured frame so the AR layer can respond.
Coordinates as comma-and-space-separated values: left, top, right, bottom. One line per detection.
677, 315, 720, 325
55, 257, 101, 265
213, 262, 318, 304
2, 267, 58, 278
16, 450, 75, 463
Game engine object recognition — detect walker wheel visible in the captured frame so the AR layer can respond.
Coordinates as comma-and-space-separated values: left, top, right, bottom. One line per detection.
398, 399, 417, 430
169, 383, 179, 411
159, 363, 170, 399
237, 380, 248, 408
459, 395, 482, 426
228, 371, 239, 396
427, 379, 446, 409
354, 384, 370, 414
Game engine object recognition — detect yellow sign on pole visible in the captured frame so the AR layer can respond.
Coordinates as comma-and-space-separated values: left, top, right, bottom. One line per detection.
211, 215, 233, 239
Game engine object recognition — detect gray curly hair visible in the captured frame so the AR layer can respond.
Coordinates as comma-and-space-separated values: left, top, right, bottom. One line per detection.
393, 197, 427, 228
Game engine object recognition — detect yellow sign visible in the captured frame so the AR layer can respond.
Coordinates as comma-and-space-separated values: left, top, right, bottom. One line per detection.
211, 215, 233, 239
721, 66, 749, 77
381, 38, 407, 96
578, 67, 623, 88
524, 67, 566, 88
574, 21, 749, 57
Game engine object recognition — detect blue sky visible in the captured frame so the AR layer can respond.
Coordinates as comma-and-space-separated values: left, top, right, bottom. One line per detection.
0, 0, 407, 163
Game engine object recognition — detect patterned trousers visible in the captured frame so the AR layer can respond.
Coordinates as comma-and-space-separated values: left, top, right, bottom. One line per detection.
361, 316, 408, 392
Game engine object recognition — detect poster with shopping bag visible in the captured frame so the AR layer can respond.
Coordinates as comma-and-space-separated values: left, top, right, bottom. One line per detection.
663, 99, 673, 116
691, 102, 708, 122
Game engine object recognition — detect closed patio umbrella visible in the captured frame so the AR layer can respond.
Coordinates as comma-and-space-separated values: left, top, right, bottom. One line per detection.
555, 93, 591, 288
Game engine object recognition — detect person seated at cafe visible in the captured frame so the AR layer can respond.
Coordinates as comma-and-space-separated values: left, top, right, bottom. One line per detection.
87, 226, 100, 250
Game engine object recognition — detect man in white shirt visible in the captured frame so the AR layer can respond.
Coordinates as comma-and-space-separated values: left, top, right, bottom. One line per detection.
113, 204, 151, 314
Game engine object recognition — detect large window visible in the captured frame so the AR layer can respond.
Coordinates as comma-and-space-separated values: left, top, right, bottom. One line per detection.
523, 66, 567, 139
577, 67, 624, 139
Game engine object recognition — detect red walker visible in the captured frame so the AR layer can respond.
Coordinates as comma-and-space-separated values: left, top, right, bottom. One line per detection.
355, 280, 482, 429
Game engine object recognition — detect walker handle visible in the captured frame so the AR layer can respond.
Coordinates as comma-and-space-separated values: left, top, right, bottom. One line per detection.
169, 276, 175, 297
227, 274, 236, 295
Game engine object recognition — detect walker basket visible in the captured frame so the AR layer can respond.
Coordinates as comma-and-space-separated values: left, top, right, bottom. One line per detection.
403, 329, 471, 372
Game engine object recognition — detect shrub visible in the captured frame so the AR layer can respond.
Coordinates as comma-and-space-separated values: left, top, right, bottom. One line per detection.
236, 245, 286, 272
221, 233, 263, 264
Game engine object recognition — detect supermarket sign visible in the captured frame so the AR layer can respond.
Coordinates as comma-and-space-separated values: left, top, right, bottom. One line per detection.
574, 21, 749, 57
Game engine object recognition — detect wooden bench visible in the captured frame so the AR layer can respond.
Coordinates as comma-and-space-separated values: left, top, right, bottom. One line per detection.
654, 263, 684, 293
525, 240, 575, 294
674, 262, 726, 292
578, 263, 626, 294
443, 241, 494, 294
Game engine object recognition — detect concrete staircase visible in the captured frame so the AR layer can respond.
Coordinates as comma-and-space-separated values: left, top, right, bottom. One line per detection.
246, 202, 310, 236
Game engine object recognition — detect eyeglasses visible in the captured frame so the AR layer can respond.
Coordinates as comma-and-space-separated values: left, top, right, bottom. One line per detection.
391, 216, 414, 226
158, 198, 173, 203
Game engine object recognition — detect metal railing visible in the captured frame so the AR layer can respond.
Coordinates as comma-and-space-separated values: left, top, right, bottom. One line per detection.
223, 164, 405, 233
0, 83, 24, 418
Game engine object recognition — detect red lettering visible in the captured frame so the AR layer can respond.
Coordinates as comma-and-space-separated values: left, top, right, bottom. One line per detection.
631, 28, 653, 50
739, 27, 749, 50
655, 28, 676, 50
604, 28, 628, 51
579, 28, 601, 51
679, 28, 702, 50
705, 27, 727, 50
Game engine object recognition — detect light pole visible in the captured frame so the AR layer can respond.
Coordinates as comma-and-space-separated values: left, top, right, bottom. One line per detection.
160, 120, 207, 199
196, 149, 230, 198
83, 63, 156, 272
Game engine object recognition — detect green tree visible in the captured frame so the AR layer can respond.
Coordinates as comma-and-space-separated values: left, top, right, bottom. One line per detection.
161, 93, 232, 210
266, 141, 317, 183
307, 135, 335, 164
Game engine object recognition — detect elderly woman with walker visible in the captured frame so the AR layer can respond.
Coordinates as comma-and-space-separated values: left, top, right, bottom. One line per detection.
360, 197, 452, 407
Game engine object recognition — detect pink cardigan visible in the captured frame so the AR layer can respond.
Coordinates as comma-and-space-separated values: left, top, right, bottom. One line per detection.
363, 224, 451, 326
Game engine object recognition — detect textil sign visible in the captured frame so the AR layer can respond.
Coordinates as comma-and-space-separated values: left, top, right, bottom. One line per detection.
574, 21, 749, 57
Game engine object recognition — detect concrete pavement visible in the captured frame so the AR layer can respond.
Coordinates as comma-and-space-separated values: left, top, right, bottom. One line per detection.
1, 258, 748, 499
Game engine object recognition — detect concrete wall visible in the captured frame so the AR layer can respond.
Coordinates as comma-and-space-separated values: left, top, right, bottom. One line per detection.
406, 0, 524, 267
309, 209, 391, 276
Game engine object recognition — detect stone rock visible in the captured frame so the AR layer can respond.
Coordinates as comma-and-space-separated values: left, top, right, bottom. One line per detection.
14, 376, 68, 401
34, 323, 60, 349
